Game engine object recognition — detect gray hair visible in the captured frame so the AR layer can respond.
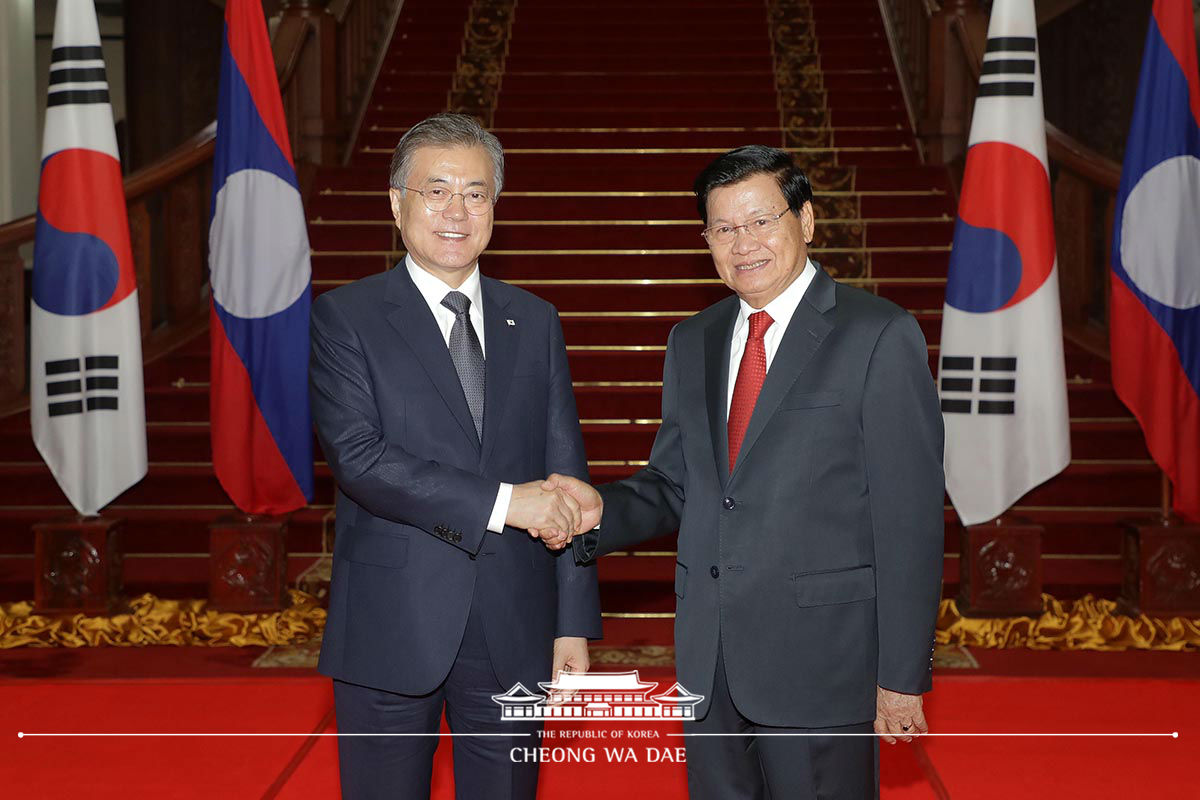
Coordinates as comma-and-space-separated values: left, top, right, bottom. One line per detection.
388, 112, 504, 197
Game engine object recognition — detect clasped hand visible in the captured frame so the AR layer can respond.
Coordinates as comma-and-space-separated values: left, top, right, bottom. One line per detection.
504, 474, 602, 550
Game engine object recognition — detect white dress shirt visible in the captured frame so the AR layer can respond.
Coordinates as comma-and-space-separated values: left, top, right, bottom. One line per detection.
406, 256, 512, 533
726, 258, 818, 418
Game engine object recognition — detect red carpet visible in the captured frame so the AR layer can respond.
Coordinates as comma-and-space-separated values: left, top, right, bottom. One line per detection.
3, 672, 1195, 798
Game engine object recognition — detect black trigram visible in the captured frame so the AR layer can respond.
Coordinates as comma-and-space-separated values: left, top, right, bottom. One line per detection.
940, 356, 1017, 415
979, 36, 1036, 97
44, 356, 120, 417
47, 45, 110, 108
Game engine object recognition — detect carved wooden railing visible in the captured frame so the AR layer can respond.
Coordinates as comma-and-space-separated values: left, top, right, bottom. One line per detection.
0, 0, 400, 414
879, 0, 1121, 354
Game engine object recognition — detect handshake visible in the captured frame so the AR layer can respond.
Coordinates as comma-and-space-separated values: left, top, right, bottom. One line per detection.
504, 473, 602, 550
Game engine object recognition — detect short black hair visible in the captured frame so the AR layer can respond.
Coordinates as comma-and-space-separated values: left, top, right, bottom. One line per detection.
693, 145, 813, 226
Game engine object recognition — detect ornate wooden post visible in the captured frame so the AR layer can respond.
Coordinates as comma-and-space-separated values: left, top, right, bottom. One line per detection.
281, 0, 339, 165
1119, 476, 1200, 618
0, 241, 26, 406
209, 515, 290, 612
34, 517, 124, 614
957, 516, 1045, 617
920, 0, 985, 165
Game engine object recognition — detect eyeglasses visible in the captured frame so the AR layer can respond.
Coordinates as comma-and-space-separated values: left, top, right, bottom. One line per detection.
404, 185, 494, 216
701, 209, 790, 246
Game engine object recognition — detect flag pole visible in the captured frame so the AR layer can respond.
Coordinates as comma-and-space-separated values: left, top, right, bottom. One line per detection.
1160, 471, 1171, 524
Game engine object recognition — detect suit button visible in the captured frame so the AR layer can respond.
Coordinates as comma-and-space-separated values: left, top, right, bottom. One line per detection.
722, 497, 736, 510
710, 565, 720, 579
454, 533, 463, 543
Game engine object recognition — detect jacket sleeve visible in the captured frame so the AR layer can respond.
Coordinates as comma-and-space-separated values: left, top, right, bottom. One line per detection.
309, 292, 496, 555
863, 311, 945, 694
542, 309, 603, 639
574, 326, 687, 562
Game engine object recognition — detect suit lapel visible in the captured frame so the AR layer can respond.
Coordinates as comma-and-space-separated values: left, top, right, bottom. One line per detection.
729, 265, 837, 484
384, 264, 481, 451
479, 278, 518, 467
703, 299, 739, 489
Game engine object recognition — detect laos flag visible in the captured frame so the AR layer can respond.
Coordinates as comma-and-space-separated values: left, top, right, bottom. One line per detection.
1111, 0, 1200, 522
938, 0, 1070, 526
209, 0, 313, 514
31, 0, 147, 516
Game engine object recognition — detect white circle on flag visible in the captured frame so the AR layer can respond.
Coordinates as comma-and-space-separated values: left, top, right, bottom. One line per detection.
1120, 155, 1200, 310
210, 169, 311, 318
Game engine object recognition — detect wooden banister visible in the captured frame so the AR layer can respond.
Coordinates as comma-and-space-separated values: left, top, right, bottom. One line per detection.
878, 0, 1124, 357
0, 0, 401, 415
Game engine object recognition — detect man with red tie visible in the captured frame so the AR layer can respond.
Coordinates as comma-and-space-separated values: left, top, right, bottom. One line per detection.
543, 146, 946, 798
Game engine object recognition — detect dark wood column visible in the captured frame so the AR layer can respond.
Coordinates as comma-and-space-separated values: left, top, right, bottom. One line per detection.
123, 0, 224, 172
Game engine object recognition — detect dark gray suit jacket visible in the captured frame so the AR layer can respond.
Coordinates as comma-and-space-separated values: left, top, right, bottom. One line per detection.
576, 265, 944, 727
311, 263, 602, 697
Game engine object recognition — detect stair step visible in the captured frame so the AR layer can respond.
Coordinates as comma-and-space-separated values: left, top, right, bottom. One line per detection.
306, 217, 945, 253
307, 188, 952, 222
357, 125, 914, 151
0, 374, 1132, 428
0, 505, 1140, 561
316, 164, 950, 194
0, 506, 333, 556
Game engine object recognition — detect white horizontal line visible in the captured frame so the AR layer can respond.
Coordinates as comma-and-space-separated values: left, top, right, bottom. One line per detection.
50, 82, 109, 91
21, 732, 1178, 739
18, 732, 530, 738
671, 732, 1180, 738
50, 60, 105, 69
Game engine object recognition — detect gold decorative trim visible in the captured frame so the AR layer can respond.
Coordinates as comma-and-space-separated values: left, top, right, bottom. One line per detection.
360, 146, 912, 155
4, 595, 1193, 650
0, 591, 325, 648
309, 217, 946, 227
310, 247, 950, 260
317, 189, 946, 197
937, 595, 1200, 651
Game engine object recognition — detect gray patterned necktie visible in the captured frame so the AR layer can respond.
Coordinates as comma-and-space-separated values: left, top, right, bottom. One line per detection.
440, 291, 485, 441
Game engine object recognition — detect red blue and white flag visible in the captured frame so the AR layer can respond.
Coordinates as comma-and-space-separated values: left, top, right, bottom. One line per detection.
938, 0, 1071, 525
209, 0, 313, 514
1111, 0, 1200, 521
31, 0, 147, 516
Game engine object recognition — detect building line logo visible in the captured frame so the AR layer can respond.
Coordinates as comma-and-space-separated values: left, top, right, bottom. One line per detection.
492, 670, 704, 723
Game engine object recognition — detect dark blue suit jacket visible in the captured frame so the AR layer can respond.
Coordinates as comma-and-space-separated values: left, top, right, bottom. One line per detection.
310, 263, 602, 696
575, 266, 944, 727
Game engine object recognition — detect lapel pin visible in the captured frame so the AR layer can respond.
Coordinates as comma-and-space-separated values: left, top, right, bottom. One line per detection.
506, 319, 516, 326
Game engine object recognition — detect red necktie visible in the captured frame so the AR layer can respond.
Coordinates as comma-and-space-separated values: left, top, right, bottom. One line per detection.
728, 310, 773, 473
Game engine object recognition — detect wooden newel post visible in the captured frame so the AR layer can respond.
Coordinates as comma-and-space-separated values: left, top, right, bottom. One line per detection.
0, 241, 27, 408
280, 0, 339, 165
919, 0, 982, 165
957, 515, 1045, 617
34, 516, 124, 614
209, 514, 290, 612
1118, 474, 1200, 618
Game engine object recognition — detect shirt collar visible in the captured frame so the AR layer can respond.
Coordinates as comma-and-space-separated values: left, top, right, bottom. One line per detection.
405, 254, 484, 315
734, 257, 817, 338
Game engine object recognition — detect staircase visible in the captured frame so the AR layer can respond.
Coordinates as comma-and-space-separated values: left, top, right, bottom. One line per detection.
0, 0, 1153, 645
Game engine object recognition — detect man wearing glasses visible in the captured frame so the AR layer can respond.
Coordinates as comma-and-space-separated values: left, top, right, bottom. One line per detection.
309, 112, 600, 800
540, 145, 945, 798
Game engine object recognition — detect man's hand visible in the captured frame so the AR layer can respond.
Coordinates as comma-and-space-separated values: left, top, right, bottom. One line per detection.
550, 636, 590, 701
874, 686, 928, 744
506, 480, 582, 535
529, 474, 603, 550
